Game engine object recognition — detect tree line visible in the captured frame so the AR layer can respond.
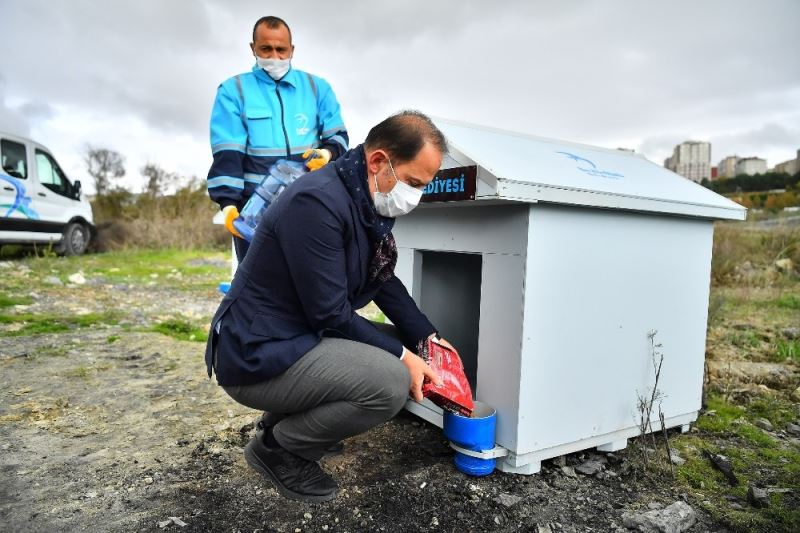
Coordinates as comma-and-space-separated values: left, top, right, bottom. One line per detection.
701, 170, 800, 195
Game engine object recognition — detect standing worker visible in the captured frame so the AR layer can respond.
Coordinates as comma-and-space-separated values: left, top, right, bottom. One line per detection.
207, 16, 348, 260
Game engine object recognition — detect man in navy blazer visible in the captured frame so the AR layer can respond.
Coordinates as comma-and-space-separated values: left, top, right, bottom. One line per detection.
205, 111, 457, 502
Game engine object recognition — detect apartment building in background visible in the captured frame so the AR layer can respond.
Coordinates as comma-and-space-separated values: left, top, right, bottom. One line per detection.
664, 141, 711, 182
735, 157, 767, 176
772, 149, 800, 176
717, 156, 739, 179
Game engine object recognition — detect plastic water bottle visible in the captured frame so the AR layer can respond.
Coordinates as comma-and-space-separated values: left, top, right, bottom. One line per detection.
233, 159, 306, 241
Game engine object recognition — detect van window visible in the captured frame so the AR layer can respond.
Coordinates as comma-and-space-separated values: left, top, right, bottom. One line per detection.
36, 150, 73, 198
1, 139, 28, 179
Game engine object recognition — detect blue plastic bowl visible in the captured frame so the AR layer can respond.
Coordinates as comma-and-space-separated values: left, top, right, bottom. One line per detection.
443, 401, 497, 476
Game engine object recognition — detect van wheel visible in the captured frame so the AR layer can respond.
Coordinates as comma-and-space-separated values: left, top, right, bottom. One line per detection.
56, 222, 90, 256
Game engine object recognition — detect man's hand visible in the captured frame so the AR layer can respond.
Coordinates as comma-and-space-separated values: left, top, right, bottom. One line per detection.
302, 148, 331, 171
402, 348, 442, 402
432, 336, 457, 353
222, 205, 243, 238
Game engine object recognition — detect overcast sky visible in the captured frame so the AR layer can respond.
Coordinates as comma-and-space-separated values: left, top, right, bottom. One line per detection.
1, 0, 798, 194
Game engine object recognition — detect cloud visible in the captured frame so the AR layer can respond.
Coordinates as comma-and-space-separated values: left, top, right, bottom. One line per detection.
0, 77, 33, 136
710, 122, 800, 165
1, 0, 798, 190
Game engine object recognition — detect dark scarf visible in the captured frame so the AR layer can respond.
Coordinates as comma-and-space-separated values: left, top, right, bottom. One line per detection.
334, 146, 397, 286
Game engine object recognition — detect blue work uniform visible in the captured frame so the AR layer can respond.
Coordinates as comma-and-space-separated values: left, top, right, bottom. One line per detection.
206, 65, 348, 211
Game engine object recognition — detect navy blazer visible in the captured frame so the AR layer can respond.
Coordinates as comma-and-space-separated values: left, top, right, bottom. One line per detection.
205, 149, 437, 386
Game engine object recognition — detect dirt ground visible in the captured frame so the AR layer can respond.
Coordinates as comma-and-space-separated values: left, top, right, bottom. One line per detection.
0, 250, 797, 532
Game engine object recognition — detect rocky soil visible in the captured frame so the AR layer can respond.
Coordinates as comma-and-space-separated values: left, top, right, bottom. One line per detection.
1, 251, 797, 532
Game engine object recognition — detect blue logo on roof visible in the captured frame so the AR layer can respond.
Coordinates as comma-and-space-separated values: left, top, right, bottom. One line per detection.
555, 151, 623, 179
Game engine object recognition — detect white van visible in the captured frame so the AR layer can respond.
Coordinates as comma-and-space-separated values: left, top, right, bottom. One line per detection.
0, 132, 94, 255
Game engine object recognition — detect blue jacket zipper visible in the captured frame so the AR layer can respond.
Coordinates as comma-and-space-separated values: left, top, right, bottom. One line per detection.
275, 84, 291, 158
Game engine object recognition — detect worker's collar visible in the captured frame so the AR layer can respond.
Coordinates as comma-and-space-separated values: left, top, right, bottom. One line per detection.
252, 65, 299, 87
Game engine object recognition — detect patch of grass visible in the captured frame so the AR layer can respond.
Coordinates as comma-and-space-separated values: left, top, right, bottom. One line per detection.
726, 329, 762, 349
675, 438, 799, 529
0, 244, 26, 258
696, 395, 745, 433
356, 302, 385, 323
65, 366, 91, 379
707, 293, 726, 324
774, 339, 800, 362
0, 294, 33, 307
678, 394, 800, 529
36, 346, 69, 358
84, 248, 225, 279
151, 319, 208, 342
715, 288, 795, 322
64, 363, 110, 379
699, 394, 790, 446
673, 436, 725, 488
775, 294, 800, 310
747, 396, 799, 429
0, 312, 119, 336
0, 248, 229, 292
736, 424, 777, 448
106, 334, 120, 343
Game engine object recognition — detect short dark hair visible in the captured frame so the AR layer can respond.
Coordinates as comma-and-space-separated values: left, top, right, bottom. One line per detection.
252, 16, 292, 43
364, 110, 448, 165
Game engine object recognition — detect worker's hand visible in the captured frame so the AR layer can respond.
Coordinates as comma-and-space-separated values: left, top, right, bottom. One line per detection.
222, 205, 243, 239
302, 148, 331, 171
402, 348, 442, 402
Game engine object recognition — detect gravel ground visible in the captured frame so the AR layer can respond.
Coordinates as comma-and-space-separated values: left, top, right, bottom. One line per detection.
1, 254, 795, 532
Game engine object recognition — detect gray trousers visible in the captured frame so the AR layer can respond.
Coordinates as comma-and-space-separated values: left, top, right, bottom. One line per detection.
222, 325, 410, 461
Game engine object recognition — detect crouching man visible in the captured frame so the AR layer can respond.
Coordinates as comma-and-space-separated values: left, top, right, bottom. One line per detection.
204, 111, 457, 502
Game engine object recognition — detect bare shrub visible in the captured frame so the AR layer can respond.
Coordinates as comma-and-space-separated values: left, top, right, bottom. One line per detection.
636, 330, 667, 472
712, 222, 800, 286
91, 179, 229, 251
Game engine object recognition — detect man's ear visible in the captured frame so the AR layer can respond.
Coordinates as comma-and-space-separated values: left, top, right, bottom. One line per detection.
249, 42, 256, 55
365, 149, 388, 176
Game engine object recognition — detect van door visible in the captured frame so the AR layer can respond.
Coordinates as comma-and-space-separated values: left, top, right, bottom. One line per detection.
33, 149, 79, 228
0, 137, 48, 241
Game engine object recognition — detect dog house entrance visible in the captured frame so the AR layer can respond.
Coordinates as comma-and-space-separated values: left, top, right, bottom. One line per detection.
418, 251, 481, 393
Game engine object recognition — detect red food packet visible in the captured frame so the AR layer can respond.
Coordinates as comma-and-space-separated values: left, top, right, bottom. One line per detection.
419, 337, 474, 416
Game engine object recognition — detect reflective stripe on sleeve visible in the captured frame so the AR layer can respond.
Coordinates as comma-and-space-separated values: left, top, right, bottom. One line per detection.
321, 126, 345, 137
235, 75, 247, 127
243, 173, 265, 184
305, 72, 317, 100
247, 146, 290, 157
212, 142, 247, 154
247, 144, 317, 157
207, 176, 245, 189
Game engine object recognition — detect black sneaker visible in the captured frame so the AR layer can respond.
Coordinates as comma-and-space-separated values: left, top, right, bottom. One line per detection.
244, 436, 338, 502
256, 414, 345, 457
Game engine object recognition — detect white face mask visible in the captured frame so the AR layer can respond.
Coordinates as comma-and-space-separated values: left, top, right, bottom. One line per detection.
372, 158, 423, 218
256, 56, 291, 80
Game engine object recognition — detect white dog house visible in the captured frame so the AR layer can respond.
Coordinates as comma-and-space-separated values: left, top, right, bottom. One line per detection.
397, 119, 745, 474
